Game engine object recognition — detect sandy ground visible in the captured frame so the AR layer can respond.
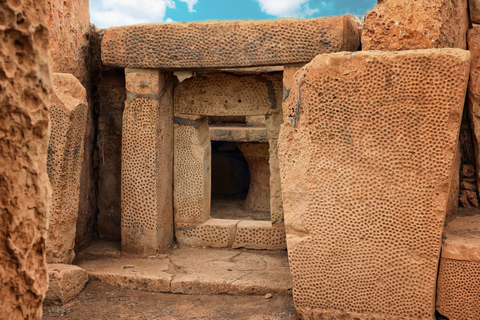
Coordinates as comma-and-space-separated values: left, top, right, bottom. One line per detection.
43, 280, 297, 320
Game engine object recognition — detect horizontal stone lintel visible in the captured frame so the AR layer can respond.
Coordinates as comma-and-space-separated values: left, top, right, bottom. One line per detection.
101, 16, 359, 69
209, 125, 268, 143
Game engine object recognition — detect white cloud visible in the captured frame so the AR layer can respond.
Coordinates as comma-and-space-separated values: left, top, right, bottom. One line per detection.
179, 0, 198, 12
255, 0, 318, 18
90, 0, 176, 28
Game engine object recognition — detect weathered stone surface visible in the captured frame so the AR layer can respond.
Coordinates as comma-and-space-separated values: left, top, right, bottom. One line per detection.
279, 49, 469, 319
174, 117, 211, 225
45, 0, 90, 86
45, 264, 89, 305
0, 1, 52, 318
238, 143, 271, 212
174, 73, 279, 116
471, 0, 480, 23
46, 73, 88, 264
209, 125, 268, 143
175, 219, 239, 248
362, 0, 469, 51
232, 221, 286, 250
122, 70, 174, 256
436, 215, 480, 320
102, 16, 359, 69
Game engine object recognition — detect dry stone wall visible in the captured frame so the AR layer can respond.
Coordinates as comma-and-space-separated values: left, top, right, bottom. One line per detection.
47, 73, 88, 264
279, 49, 470, 319
101, 16, 359, 69
0, 0, 52, 318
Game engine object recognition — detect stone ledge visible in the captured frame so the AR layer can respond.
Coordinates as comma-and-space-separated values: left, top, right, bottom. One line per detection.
209, 125, 268, 143
45, 264, 89, 305
441, 214, 480, 262
101, 16, 359, 69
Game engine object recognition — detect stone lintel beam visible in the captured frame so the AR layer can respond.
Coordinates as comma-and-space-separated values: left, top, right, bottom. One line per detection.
209, 125, 268, 143
102, 16, 360, 69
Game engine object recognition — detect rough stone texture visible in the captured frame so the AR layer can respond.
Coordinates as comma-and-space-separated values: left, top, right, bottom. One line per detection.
362, 0, 469, 51
446, 145, 460, 217
278, 49, 470, 319
102, 16, 359, 69
471, 0, 480, 23
46, 74, 88, 264
174, 117, 211, 225
0, 0, 52, 318
209, 125, 268, 143
45, 0, 90, 86
232, 221, 286, 250
175, 219, 239, 248
175, 73, 278, 116
45, 264, 89, 305
436, 215, 480, 320
238, 143, 271, 212
468, 26, 480, 196
122, 70, 174, 255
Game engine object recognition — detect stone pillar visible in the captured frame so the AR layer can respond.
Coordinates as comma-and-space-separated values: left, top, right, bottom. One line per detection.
46, 73, 88, 264
173, 116, 211, 225
122, 69, 174, 255
279, 49, 470, 319
0, 0, 52, 318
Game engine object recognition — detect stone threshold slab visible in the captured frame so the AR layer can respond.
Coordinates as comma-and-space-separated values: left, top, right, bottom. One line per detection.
75, 241, 292, 296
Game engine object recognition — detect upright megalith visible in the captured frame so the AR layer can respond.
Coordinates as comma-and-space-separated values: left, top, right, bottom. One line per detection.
46, 73, 88, 264
0, 0, 52, 318
279, 49, 469, 319
362, 0, 469, 51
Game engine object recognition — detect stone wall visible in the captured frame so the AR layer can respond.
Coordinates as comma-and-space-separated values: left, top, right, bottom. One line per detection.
0, 0, 52, 318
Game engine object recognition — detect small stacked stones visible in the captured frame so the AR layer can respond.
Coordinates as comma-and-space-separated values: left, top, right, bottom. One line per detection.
459, 164, 479, 207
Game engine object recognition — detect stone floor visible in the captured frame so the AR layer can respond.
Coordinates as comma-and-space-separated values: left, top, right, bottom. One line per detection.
75, 240, 292, 296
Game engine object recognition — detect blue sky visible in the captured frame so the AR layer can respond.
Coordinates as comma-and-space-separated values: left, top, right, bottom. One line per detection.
90, 0, 376, 28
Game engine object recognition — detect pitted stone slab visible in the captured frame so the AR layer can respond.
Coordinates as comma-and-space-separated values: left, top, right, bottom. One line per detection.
232, 221, 286, 250
278, 49, 469, 319
209, 125, 268, 143
101, 16, 359, 69
175, 219, 239, 248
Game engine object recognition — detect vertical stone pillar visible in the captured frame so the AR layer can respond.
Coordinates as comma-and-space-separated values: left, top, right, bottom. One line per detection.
0, 0, 52, 318
173, 116, 211, 225
122, 69, 173, 255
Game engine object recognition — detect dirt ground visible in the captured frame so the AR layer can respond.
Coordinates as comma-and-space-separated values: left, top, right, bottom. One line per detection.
43, 280, 297, 320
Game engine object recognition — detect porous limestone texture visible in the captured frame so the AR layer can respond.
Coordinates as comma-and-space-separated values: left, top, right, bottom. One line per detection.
47, 73, 88, 264
436, 215, 480, 320
175, 73, 279, 116
45, 264, 89, 305
232, 221, 286, 250
102, 16, 359, 69
45, 0, 89, 86
362, 0, 469, 51
467, 26, 480, 191
237, 143, 271, 212
209, 125, 268, 143
122, 69, 174, 256
278, 49, 470, 319
174, 117, 211, 225
175, 219, 239, 248
471, 0, 480, 23
0, 1, 52, 318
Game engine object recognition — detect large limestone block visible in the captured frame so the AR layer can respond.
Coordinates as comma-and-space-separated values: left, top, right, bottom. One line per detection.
471, 0, 480, 23
174, 117, 211, 224
436, 215, 480, 320
0, 1, 52, 318
102, 16, 359, 69
362, 0, 469, 51
279, 49, 470, 319
45, 264, 89, 305
47, 74, 88, 264
46, 0, 90, 86
122, 70, 174, 256
467, 26, 480, 189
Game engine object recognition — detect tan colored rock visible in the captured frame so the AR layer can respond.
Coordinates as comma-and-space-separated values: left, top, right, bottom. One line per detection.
122, 70, 174, 255
461, 164, 476, 178
362, 0, 469, 51
46, 73, 88, 264
460, 190, 479, 207
45, 0, 90, 86
470, 0, 480, 23
468, 26, 480, 195
45, 264, 89, 305
279, 49, 470, 319
174, 117, 211, 225
232, 221, 286, 250
460, 181, 478, 191
102, 16, 359, 69
446, 146, 460, 217
175, 219, 239, 248
238, 143, 271, 212
209, 125, 268, 143
0, 1, 52, 318
459, 194, 471, 207
436, 215, 480, 320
